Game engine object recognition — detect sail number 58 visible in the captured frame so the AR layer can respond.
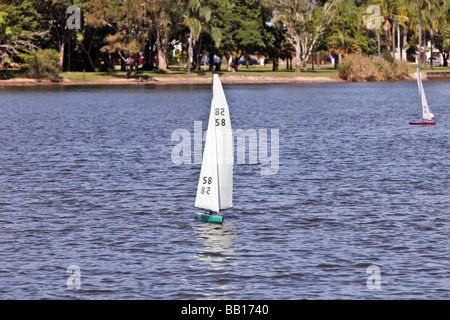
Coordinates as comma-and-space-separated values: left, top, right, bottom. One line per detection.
202, 176, 213, 184
215, 108, 226, 126
201, 176, 212, 195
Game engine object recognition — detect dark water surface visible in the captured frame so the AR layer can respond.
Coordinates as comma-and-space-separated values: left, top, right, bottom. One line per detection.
0, 80, 449, 299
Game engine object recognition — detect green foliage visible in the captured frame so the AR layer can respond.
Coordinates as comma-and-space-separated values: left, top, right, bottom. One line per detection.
0, 0, 41, 31
22, 49, 62, 81
2, 57, 11, 67
228, 0, 267, 57
0, 10, 7, 27
0, 0, 448, 77
326, 1, 373, 55
434, 29, 450, 52
382, 50, 394, 63
434, 28, 450, 66
406, 44, 417, 62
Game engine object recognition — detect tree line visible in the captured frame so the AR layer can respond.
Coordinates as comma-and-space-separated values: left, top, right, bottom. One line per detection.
0, 0, 449, 75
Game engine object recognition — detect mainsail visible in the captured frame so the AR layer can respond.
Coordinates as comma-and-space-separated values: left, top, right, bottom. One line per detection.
417, 68, 433, 121
194, 74, 233, 213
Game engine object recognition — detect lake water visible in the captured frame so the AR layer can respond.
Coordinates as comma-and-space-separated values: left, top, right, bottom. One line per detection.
0, 80, 449, 300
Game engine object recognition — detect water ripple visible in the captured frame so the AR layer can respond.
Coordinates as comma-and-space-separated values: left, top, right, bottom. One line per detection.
1, 82, 449, 299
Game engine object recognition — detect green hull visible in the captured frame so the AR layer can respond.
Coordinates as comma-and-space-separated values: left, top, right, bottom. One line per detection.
195, 212, 223, 224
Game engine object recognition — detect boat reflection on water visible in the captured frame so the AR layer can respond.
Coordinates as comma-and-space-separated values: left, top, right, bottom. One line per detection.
190, 222, 241, 298
192, 222, 238, 270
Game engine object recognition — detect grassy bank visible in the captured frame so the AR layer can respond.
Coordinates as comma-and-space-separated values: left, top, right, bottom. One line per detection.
1, 64, 339, 83
59, 64, 341, 81
1, 62, 449, 84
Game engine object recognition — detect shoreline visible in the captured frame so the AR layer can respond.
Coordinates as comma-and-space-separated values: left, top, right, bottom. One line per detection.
0, 74, 344, 86
0, 72, 448, 87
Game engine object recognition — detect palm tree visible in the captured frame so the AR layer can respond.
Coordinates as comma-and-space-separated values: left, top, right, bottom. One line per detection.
433, 0, 450, 66
417, 0, 424, 69
425, 0, 435, 69
184, 0, 222, 73
184, 0, 207, 74
374, 0, 408, 59
399, 2, 416, 60
329, 32, 361, 67
362, 4, 384, 56
392, 2, 409, 58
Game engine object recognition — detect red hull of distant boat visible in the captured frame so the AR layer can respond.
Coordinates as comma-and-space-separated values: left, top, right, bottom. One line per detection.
409, 121, 436, 125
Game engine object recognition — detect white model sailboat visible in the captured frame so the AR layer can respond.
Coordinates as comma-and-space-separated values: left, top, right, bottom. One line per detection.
194, 74, 233, 224
409, 68, 436, 125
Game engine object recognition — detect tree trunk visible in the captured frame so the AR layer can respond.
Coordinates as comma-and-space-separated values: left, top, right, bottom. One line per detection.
402, 28, 407, 60
392, 20, 396, 59
195, 36, 202, 71
121, 57, 126, 71
187, 30, 193, 74
418, 6, 422, 69
156, 27, 168, 72
423, 28, 427, 67
79, 41, 95, 72
385, 29, 390, 52
55, 18, 67, 69
294, 40, 301, 73
85, 50, 95, 72
377, 31, 381, 56
300, 34, 316, 71
149, 40, 155, 71
302, 59, 307, 71
429, 6, 434, 70
59, 42, 64, 68
399, 27, 403, 60
209, 51, 214, 72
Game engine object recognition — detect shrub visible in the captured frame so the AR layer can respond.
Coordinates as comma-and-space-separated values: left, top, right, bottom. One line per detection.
339, 54, 410, 82
22, 49, 62, 81
374, 57, 410, 81
382, 50, 394, 63
391, 59, 409, 80
374, 57, 393, 80
338, 54, 381, 82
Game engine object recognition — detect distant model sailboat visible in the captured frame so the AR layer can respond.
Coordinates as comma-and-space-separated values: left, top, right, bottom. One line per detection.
409, 68, 436, 125
194, 74, 233, 224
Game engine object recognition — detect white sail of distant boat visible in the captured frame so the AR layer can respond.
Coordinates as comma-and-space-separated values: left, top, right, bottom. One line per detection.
410, 68, 436, 125
194, 74, 233, 223
417, 68, 434, 121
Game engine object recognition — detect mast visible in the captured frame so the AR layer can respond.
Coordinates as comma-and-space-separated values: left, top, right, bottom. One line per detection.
213, 75, 221, 211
